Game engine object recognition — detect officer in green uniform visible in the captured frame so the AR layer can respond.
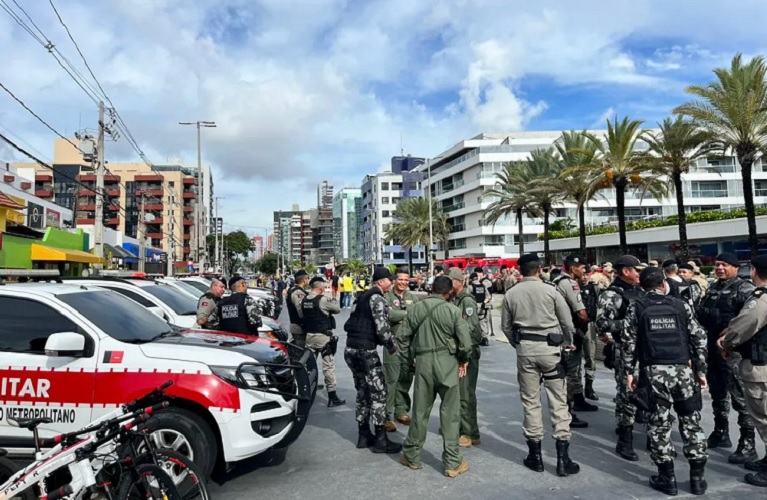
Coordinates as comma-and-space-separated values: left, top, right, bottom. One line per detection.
384, 268, 419, 431
448, 267, 482, 447
399, 276, 473, 478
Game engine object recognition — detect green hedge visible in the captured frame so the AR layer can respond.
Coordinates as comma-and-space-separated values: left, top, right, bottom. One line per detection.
543, 207, 767, 240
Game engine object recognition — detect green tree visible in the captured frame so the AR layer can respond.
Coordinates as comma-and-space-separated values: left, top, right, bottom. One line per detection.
385, 197, 449, 274
222, 230, 254, 276
573, 116, 668, 254
641, 117, 714, 260
256, 252, 278, 275
344, 258, 365, 276
674, 53, 767, 258
525, 148, 565, 265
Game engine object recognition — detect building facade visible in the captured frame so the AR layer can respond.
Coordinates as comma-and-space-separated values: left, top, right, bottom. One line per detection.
333, 187, 362, 261
252, 235, 264, 261
315, 181, 334, 265
273, 207, 301, 265
423, 130, 767, 259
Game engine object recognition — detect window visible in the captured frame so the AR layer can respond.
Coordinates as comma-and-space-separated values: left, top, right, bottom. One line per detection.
756, 181, 767, 197
98, 286, 156, 308
0, 297, 81, 354
691, 181, 727, 198
392, 197, 401, 204
142, 285, 198, 315
169, 181, 175, 187
381, 182, 389, 190
448, 238, 467, 250
484, 235, 506, 246
382, 210, 390, 217
381, 197, 389, 204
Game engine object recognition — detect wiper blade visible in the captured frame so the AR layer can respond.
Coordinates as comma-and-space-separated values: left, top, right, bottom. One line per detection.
149, 330, 180, 342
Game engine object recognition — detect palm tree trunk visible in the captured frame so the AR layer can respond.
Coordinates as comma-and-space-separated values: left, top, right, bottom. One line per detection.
543, 205, 551, 265
578, 202, 586, 255
616, 180, 628, 254
516, 208, 525, 255
740, 154, 759, 258
408, 247, 413, 275
673, 171, 689, 261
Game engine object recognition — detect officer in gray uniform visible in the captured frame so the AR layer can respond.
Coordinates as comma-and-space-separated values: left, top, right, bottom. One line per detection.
285, 270, 310, 347
302, 276, 345, 408
502, 253, 580, 477
196, 278, 225, 327
623, 267, 709, 496
207, 276, 263, 334
719, 254, 767, 487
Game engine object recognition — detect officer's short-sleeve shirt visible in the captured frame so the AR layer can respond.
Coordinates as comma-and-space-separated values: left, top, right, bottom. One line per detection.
556, 275, 585, 313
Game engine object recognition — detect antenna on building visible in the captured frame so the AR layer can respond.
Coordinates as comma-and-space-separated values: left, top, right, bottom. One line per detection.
400, 131, 404, 156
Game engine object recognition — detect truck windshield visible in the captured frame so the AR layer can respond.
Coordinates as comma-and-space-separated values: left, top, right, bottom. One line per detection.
142, 285, 198, 315
58, 290, 175, 343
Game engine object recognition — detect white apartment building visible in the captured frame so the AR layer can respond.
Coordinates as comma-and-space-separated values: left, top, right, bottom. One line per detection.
424, 131, 767, 259
333, 187, 362, 261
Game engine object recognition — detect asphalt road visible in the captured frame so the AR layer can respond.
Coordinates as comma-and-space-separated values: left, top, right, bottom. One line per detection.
210, 296, 764, 499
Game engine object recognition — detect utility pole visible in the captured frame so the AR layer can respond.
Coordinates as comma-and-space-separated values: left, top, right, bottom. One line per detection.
94, 101, 105, 269
214, 196, 221, 272
138, 191, 146, 273
167, 187, 175, 277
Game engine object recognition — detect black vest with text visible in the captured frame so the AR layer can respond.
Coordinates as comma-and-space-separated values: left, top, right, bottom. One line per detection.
301, 295, 332, 333
698, 277, 746, 336
217, 293, 253, 335
345, 287, 383, 350
470, 281, 486, 304
286, 285, 304, 325
635, 294, 690, 366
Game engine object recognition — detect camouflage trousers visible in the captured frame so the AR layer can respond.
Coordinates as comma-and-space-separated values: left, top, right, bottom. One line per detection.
613, 343, 636, 426
344, 347, 387, 427
708, 348, 754, 430
566, 332, 585, 398
646, 365, 707, 464
583, 323, 597, 382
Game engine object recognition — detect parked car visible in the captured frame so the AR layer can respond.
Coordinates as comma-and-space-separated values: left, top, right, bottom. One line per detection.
180, 276, 282, 319
0, 282, 317, 477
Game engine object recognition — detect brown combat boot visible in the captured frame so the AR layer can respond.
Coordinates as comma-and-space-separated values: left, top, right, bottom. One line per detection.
445, 460, 468, 478
395, 414, 412, 425
384, 419, 397, 432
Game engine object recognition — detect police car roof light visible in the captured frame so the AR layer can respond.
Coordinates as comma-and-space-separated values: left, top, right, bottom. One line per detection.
0, 269, 62, 285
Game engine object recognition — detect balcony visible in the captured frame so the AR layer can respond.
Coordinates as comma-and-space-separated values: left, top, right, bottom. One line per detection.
147, 232, 164, 240
79, 188, 96, 196
182, 218, 193, 226
79, 204, 96, 211
35, 189, 53, 198
35, 174, 52, 183
105, 218, 120, 226
182, 191, 196, 199
146, 217, 163, 225
183, 206, 194, 213
105, 188, 120, 197
144, 203, 163, 211
108, 204, 120, 211
77, 218, 95, 225
134, 174, 163, 182
20, 181, 31, 190
756, 189, 767, 197
691, 190, 728, 198
183, 246, 191, 254
183, 234, 192, 240
182, 177, 196, 185
442, 202, 465, 212
135, 189, 164, 198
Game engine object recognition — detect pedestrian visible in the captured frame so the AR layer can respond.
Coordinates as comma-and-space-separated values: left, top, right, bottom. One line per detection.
302, 276, 345, 408
578, 273, 600, 401
718, 254, 767, 487
622, 266, 709, 496
504, 265, 517, 292
331, 273, 339, 300
343, 273, 354, 308
383, 268, 419, 431
399, 276, 472, 477
696, 252, 756, 464
343, 266, 402, 454
501, 253, 580, 477
595, 254, 645, 461
469, 268, 492, 346
448, 267, 482, 448
554, 255, 597, 430
207, 275, 263, 335
286, 270, 310, 347
196, 278, 226, 327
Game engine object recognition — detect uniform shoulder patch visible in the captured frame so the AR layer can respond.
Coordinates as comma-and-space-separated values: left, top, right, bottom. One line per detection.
466, 307, 474, 317
201, 301, 209, 307
572, 284, 580, 291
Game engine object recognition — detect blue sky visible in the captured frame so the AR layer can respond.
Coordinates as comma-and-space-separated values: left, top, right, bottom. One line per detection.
1, 0, 767, 236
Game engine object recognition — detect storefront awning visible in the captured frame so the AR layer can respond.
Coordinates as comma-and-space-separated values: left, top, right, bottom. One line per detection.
105, 243, 136, 260
30, 244, 104, 264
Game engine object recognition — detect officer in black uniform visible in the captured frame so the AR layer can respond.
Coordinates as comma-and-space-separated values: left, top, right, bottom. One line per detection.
286, 270, 310, 347
207, 275, 263, 335
469, 270, 491, 346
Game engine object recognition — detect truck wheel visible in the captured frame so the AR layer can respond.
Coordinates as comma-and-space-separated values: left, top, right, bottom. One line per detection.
144, 408, 218, 478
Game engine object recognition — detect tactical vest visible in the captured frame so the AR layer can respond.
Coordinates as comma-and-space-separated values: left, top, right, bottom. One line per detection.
470, 282, 486, 304
345, 287, 383, 350
737, 287, 767, 365
217, 293, 255, 335
635, 294, 690, 366
608, 279, 646, 319
698, 278, 744, 336
581, 282, 599, 322
665, 278, 681, 299
301, 294, 332, 333
285, 285, 303, 325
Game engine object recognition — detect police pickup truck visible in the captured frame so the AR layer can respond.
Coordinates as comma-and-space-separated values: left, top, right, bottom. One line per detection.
0, 276, 317, 477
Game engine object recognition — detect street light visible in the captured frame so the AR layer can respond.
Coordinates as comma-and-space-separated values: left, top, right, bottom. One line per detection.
179, 120, 216, 273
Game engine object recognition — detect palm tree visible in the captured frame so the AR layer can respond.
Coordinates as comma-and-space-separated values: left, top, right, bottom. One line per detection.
385, 197, 448, 274
526, 148, 565, 265
573, 116, 668, 254
483, 161, 541, 256
641, 117, 714, 260
554, 130, 600, 254
674, 53, 767, 258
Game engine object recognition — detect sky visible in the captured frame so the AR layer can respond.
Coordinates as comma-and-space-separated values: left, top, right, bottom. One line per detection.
1, 0, 767, 238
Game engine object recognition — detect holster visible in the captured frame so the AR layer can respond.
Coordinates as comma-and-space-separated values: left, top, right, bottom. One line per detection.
673, 388, 703, 417
603, 343, 615, 370
546, 333, 564, 347
321, 335, 338, 357
630, 372, 657, 413
511, 325, 522, 345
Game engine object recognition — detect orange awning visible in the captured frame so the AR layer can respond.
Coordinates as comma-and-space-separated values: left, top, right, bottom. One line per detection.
0, 191, 24, 210
30, 244, 104, 264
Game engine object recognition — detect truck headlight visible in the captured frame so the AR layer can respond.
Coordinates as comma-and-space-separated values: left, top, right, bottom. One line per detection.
210, 365, 268, 389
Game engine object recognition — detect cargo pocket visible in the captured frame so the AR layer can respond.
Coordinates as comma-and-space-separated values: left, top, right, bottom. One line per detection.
744, 383, 767, 415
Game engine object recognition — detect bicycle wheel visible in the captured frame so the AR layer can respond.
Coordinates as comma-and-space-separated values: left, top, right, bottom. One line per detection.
0, 457, 35, 500
144, 449, 210, 500
116, 464, 181, 500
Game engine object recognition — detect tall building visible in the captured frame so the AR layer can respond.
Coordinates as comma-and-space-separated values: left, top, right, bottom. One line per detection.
315, 181, 334, 265
273, 207, 301, 264
16, 138, 213, 263
252, 235, 264, 261
424, 130, 767, 258
361, 156, 426, 266
267, 233, 274, 252
333, 187, 362, 261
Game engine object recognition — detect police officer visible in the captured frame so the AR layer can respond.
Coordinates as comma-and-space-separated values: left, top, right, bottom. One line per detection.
383, 268, 419, 431
595, 254, 645, 461
344, 266, 401, 454
302, 276, 345, 408
718, 254, 767, 487
469, 268, 492, 346
448, 267, 482, 448
696, 252, 756, 464
196, 278, 225, 327
589, 264, 611, 290
554, 255, 598, 425
286, 270, 310, 347
207, 275, 263, 334
399, 276, 473, 478
661, 259, 683, 298
501, 253, 580, 477
578, 273, 600, 401
689, 261, 710, 294
677, 262, 703, 309
622, 266, 709, 496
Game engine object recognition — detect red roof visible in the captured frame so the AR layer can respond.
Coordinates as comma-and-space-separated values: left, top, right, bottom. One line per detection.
0, 191, 24, 210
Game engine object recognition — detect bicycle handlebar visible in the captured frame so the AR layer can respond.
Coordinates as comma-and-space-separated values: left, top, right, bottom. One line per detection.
44, 484, 73, 500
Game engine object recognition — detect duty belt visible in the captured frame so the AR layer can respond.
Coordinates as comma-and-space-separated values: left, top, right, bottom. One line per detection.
415, 346, 449, 355
519, 333, 548, 342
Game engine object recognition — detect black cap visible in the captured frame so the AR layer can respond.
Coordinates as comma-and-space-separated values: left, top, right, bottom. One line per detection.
678, 262, 694, 271
373, 266, 392, 281
518, 253, 541, 267
614, 255, 641, 270
473, 266, 483, 273
716, 253, 739, 267
434, 265, 444, 272
469, 272, 478, 281
564, 254, 586, 266
639, 267, 664, 288
228, 275, 245, 289
752, 255, 767, 271
661, 259, 677, 268
294, 270, 308, 280
309, 276, 326, 287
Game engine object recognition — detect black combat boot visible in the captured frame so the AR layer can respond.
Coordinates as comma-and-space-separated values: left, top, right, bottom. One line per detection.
689, 458, 707, 495
728, 428, 758, 464
372, 425, 402, 454
616, 425, 639, 461
555, 440, 580, 477
650, 461, 678, 496
573, 393, 598, 412
327, 391, 346, 408
745, 471, 767, 487
707, 416, 732, 448
745, 455, 767, 472
585, 380, 599, 401
356, 423, 375, 449
569, 402, 588, 428
523, 439, 544, 472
